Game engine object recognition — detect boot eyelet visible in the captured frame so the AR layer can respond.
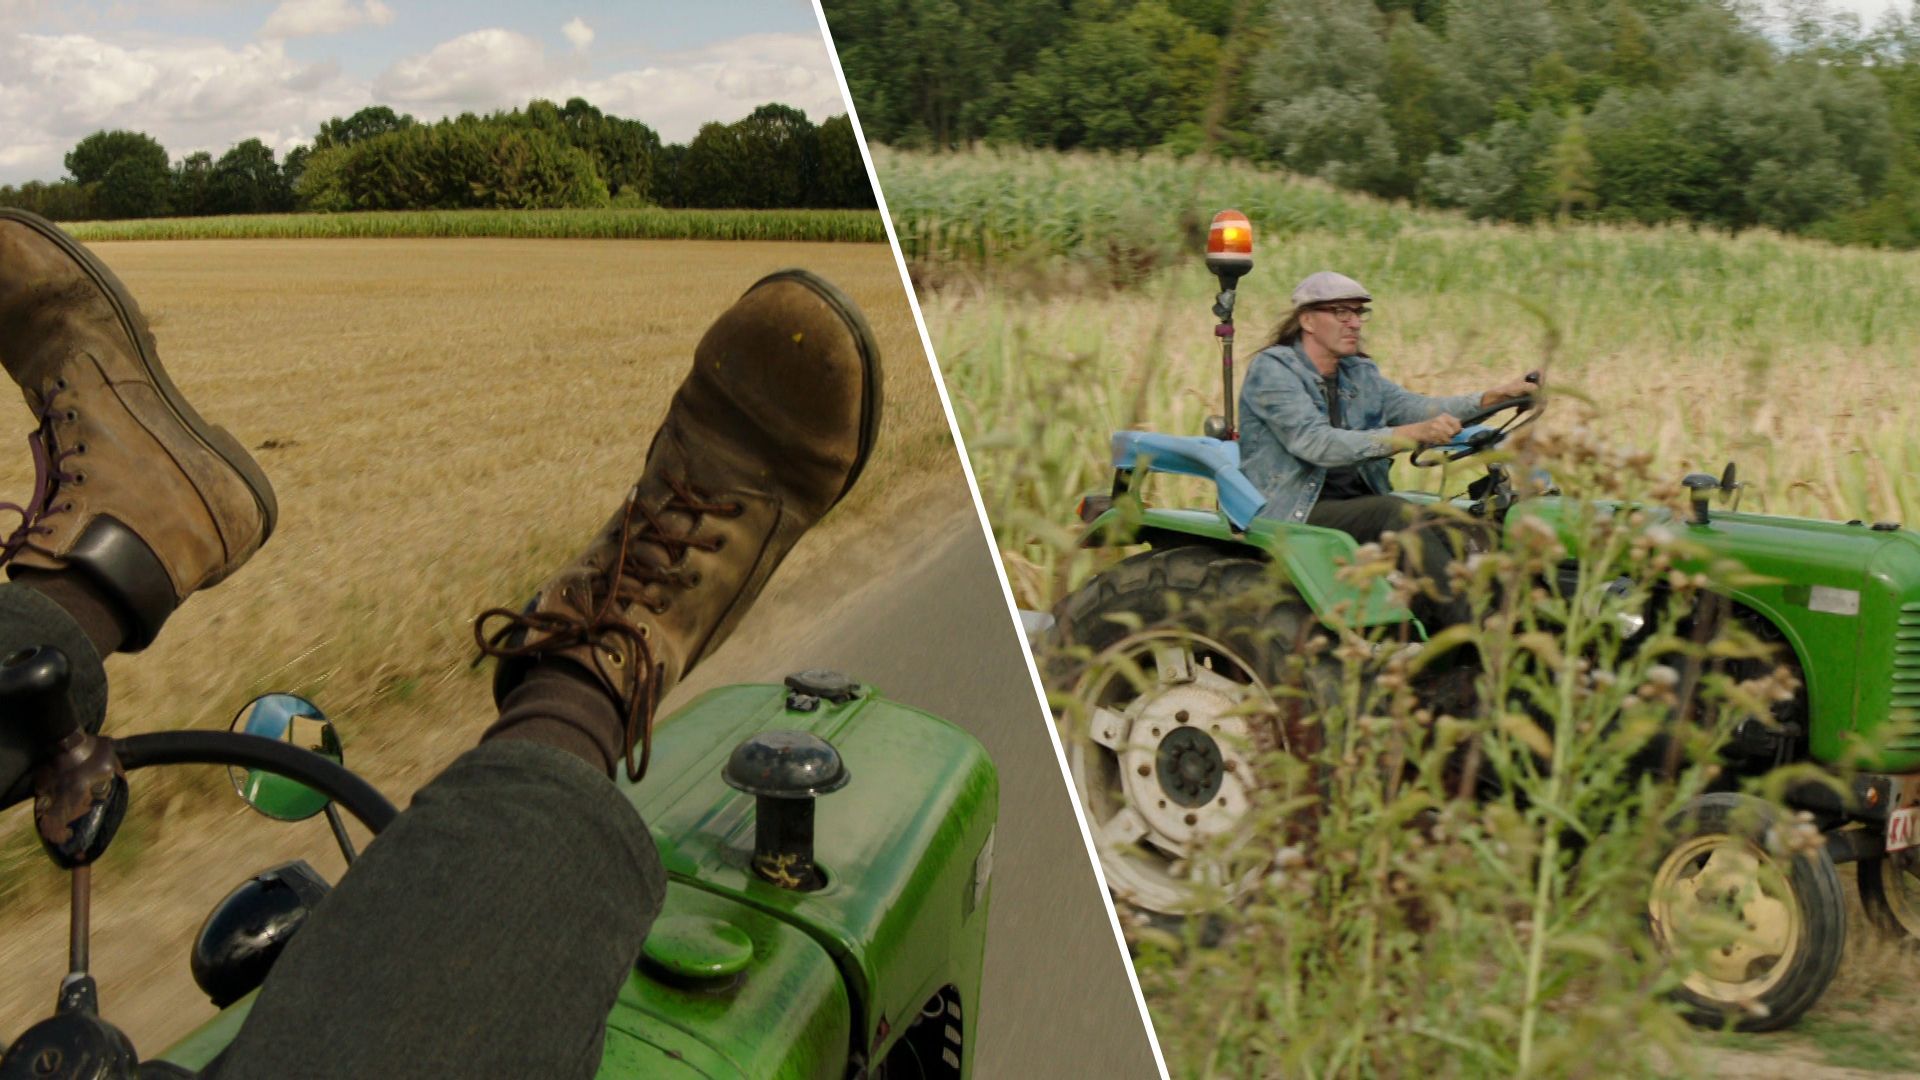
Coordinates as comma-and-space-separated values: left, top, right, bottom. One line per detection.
64, 410, 77, 422
70, 473, 84, 486
687, 572, 701, 586
53, 378, 67, 392
73, 443, 86, 455
712, 536, 727, 551
607, 651, 625, 668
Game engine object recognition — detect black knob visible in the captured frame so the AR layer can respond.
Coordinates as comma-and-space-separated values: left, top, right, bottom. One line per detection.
1682, 473, 1718, 525
722, 731, 848, 891
0, 647, 80, 746
722, 730, 848, 798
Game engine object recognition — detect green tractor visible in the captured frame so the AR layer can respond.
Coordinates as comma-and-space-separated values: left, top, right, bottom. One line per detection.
0, 655, 997, 1077
1045, 210, 1920, 1031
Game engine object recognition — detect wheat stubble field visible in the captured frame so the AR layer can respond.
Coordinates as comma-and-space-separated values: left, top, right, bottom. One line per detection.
0, 238, 968, 1051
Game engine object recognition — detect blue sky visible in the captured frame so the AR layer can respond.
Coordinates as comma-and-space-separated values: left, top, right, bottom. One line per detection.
0, 0, 848, 184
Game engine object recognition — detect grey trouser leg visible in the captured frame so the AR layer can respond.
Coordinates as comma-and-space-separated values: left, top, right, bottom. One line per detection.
1307, 495, 1482, 629
209, 740, 664, 1080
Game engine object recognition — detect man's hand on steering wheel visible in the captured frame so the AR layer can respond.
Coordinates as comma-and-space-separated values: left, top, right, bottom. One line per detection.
1394, 414, 1462, 446
1406, 370, 1546, 466
1480, 372, 1539, 407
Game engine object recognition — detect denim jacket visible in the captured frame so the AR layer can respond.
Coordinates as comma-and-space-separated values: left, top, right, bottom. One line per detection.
1237, 340, 1482, 523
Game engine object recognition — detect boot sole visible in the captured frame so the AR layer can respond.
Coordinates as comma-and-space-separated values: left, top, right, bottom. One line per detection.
746, 269, 883, 508
0, 210, 279, 553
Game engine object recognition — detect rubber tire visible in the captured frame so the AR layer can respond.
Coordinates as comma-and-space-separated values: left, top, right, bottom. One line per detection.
1858, 851, 1920, 940
1651, 793, 1846, 1032
1046, 544, 1330, 920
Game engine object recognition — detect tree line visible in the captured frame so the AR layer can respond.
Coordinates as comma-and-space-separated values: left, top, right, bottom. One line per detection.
0, 99, 876, 220
828, 0, 1920, 248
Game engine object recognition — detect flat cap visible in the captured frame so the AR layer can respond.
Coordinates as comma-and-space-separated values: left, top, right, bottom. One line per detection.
1291, 271, 1372, 309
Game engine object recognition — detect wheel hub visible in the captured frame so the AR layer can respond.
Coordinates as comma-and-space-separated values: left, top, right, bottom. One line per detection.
1115, 680, 1258, 856
1651, 835, 1800, 997
1069, 630, 1280, 913
1156, 727, 1225, 807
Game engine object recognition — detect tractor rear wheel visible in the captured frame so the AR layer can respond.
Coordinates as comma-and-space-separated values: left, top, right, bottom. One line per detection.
1045, 545, 1332, 920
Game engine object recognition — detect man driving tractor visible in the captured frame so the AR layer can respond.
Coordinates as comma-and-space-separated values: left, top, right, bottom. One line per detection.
1236, 270, 1535, 628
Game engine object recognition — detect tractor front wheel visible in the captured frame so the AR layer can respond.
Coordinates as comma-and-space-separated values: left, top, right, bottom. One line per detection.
1859, 850, 1920, 940
1647, 793, 1845, 1031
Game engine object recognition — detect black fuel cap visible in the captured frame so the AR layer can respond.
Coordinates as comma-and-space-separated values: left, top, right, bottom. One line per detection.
721, 731, 849, 891
722, 730, 849, 798
783, 670, 860, 704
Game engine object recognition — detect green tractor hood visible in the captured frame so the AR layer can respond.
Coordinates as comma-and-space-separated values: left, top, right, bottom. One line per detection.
1511, 498, 1920, 771
161, 678, 998, 1078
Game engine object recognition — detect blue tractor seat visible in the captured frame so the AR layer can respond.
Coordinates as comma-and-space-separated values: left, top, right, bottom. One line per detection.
1110, 431, 1267, 531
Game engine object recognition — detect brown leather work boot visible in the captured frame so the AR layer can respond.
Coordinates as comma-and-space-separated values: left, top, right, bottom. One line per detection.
475, 269, 882, 780
0, 210, 277, 649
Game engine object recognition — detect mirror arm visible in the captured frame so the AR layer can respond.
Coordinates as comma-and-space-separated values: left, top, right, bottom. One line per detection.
324, 803, 359, 865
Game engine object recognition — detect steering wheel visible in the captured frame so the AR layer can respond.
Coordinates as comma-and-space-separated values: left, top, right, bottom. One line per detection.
1408, 372, 1545, 468
0, 644, 398, 1077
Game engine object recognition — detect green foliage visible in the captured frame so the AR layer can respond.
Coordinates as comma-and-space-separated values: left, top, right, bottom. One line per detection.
0, 180, 93, 221
826, 0, 1920, 247
171, 152, 215, 217
67, 130, 172, 218
816, 115, 878, 210
65, 130, 168, 187
11, 96, 850, 221
209, 139, 294, 214
315, 105, 416, 150
296, 119, 608, 211
667, 104, 868, 210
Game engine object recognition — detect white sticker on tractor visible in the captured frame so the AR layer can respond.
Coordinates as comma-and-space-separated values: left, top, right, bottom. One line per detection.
1808, 586, 1860, 616
1890, 806, 1918, 854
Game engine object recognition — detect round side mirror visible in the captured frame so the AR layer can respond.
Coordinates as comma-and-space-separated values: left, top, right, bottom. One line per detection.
228, 694, 341, 822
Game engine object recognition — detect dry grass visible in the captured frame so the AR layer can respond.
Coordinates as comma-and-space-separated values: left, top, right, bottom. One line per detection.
0, 238, 965, 1051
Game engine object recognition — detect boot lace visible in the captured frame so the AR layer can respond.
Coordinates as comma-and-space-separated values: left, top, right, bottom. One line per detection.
0, 386, 81, 566
474, 476, 745, 782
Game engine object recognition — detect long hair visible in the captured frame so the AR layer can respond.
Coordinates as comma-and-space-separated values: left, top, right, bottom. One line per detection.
1268, 308, 1305, 348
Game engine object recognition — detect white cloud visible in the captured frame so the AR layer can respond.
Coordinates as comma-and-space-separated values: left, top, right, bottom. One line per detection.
561, 16, 592, 53
261, 0, 394, 41
373, 28, 552, 110
0, 30, 369, 182
368, 28, 847, 141
560, 32, 848, 142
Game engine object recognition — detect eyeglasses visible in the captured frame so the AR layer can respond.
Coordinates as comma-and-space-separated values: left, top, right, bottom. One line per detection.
1313, 304, 1371, 323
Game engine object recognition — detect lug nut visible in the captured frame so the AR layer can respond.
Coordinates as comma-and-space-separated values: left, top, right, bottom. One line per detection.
1175, 710, 1190, 723
1136, 764, 1150, 776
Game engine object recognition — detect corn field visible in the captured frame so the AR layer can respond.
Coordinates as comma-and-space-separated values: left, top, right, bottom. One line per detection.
66, 208, 886, 243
